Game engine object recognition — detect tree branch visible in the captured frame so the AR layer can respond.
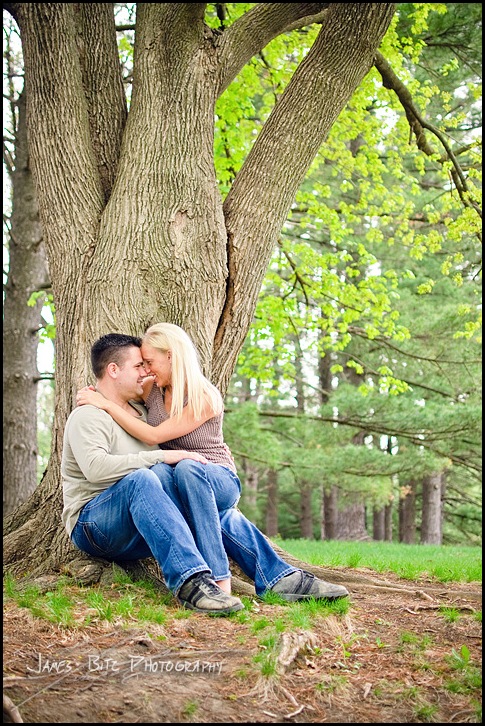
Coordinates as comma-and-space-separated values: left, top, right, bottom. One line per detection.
75, 4, 128, 204
225, 406, 481, 474
374, 51, 482, 225
216, 3, 330, 96
3, 4, 21, 22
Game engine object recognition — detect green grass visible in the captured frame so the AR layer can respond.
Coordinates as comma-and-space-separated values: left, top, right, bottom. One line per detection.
3, 573, 176, 628
274, 538, 482, 583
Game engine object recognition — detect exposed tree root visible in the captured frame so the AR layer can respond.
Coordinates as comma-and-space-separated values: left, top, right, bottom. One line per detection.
3, 693, 24, 723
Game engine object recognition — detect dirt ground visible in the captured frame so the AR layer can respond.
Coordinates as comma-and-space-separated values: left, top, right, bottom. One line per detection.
3, 568, 482, 724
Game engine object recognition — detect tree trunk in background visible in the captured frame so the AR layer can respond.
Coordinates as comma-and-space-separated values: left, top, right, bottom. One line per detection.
332, 429, 370, 540
334, 498, 370, 541
323, 486, 338, 539
3, 90, 50, 516
319, 485, 326, 539
330, 370, 369, 541
317, 340, 333, 406
399, 480, 417, 544
240, 460, 259, 522
384, 503, 393, 542
373, 507, 385, 540
323, 485, 371, 541
293, 334, 315, 540
421, 471, 443, 545
265, 468, 279, 537
317, 345, 333, 540
300, 483, 314, 539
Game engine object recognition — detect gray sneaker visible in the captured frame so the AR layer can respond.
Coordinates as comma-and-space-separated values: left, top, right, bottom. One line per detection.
178, 572, 244, 615
271, 569, 349, 602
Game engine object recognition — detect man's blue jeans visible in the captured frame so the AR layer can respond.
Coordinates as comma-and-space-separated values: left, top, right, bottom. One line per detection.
71, 467, 210, 595
152, 461, 296, 595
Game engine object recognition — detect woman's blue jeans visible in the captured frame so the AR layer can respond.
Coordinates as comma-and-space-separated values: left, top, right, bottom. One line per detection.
152, 461, 296, 594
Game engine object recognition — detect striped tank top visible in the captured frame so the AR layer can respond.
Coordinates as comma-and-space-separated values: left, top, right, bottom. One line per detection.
144, 385, 237, 474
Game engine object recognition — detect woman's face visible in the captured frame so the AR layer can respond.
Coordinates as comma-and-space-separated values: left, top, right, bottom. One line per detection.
141, 342, 172, 388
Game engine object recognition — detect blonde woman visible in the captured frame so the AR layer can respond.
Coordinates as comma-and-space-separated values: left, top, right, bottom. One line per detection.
76, 324, 349, 603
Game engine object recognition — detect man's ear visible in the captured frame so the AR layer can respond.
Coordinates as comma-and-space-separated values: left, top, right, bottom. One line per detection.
106, 362, 119, 379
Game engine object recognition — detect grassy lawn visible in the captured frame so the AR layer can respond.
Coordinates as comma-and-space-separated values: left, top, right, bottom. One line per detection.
274, 538, 482, 583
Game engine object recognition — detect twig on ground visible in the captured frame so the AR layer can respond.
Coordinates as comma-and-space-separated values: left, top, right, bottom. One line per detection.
405, 604, 476, 614
283, 704, 305, 719
3, 694, 24, 723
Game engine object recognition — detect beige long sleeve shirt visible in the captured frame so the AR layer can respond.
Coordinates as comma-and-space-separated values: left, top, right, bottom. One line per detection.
61, 403, 166, 536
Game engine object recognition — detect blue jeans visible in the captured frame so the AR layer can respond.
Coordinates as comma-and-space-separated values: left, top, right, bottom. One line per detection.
152, 461, 297, 595
71, 464, 297, 597
70, 467, 210, 594
152, 460, 241, 581
220, 508, 296, 594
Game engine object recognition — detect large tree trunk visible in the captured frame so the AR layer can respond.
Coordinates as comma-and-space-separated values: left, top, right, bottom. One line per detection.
3, 90, 49, 516
3, 3, 395, 579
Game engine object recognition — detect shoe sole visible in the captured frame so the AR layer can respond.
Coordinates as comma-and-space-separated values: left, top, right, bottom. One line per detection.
178, 598, 245, 615
274, 592, 349, 602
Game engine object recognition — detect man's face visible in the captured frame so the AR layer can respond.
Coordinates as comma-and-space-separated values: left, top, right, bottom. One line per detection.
116, 346, 148, 400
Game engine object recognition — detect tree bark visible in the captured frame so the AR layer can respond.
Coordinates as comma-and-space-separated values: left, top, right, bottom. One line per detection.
300, 483, 314, 539
372, 507, 386, 540
421, 471, 443, 545
241, 460, 260, 522
3, 90, 49, 516
334, 497, 370, 541
384, 503, 393, 542
323, 486, 338, 539
399, 480, 417, 544
266, 468, 279, 537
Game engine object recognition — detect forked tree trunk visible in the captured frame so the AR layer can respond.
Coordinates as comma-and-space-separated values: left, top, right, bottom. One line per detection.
3, 2, 395, 579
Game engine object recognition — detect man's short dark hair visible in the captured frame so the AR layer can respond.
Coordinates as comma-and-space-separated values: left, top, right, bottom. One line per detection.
91, 334, 142, 379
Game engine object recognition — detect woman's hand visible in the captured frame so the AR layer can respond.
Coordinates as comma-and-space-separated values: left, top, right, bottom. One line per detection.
163, 450, 208, 465
76, 388, 109, 410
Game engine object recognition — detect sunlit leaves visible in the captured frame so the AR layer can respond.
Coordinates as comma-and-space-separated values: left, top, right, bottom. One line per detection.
27, 291, 56, 342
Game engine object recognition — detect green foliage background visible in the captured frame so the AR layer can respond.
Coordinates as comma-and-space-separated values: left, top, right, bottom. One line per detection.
6, 3, 480, 544
214, 3, 481, 544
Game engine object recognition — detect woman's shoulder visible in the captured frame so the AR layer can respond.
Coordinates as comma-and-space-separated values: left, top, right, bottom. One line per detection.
142, 377, 157, 403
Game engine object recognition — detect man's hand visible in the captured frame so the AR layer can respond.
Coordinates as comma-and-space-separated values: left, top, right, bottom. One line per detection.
163, 450, 209, 465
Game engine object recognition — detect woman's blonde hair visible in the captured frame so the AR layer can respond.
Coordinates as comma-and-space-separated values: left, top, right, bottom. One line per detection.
142, 322, 223, 421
